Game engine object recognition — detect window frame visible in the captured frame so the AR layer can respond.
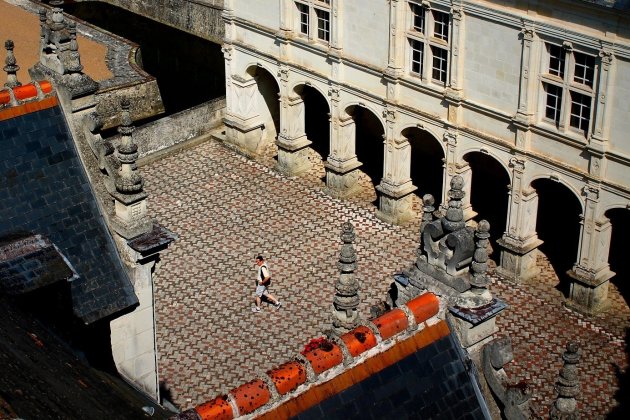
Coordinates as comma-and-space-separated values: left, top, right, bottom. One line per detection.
294, 0, 332, 44
539, 42, 597, 138
405, 1, 451, 87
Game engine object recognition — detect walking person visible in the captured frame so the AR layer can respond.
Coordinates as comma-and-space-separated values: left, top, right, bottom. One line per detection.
252, 255, 281, 312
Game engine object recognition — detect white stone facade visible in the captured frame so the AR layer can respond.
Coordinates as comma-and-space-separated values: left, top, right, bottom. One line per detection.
221, 0, 630, 314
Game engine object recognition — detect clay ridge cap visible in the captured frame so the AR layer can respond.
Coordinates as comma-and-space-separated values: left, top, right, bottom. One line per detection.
174, 292, 443, 420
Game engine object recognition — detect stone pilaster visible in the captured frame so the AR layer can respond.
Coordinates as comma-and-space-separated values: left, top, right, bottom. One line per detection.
224, 74, 265, 156
325, 87, 361, 198
497, 157, 543, 283
512, 23, 537, 150
376, 106, 417, 224
587, 49, 614, 181
331, 222, 361, 336
444, 5, 464, 125
566, 185, 614, 315
276, 66, 312, 175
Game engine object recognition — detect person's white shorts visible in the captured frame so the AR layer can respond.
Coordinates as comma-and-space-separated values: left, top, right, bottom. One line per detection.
255, 285, 268, 297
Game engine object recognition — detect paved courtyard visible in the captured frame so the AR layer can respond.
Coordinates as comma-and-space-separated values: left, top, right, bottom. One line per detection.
142, 136, 628, 418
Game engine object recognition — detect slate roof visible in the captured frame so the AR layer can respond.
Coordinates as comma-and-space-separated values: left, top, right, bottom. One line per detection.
0, 292, 169, 419
294, 331, 487, 420
176, 293, 490, 420
0, 96, 138, 324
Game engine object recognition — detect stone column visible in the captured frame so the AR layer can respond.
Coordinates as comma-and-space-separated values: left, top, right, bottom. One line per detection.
444, 5, 464, 125
325, 88, 361, 198
376, 106, 417, 224
224, 74, 265, 156
566, 185, 614, 315
497, 158, 543, 283
276, 81, 312, 175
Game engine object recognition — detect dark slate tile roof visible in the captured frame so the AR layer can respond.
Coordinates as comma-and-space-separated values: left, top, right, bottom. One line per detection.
294, 332, 488, 420
0, 101, 138, 323
0, 233, 76, 294
0, 293, 170, 419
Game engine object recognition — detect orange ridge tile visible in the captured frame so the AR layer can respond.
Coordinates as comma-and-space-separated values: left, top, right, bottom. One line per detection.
406, 292, 440, 324
177, 292, 443, 419
258, 320, 451, 420
194, 395, 233, 420
371, 308, 408, 340
0, 96, 58, 121
229, 378, 270, 416
267, 361, 307, 395
303, 342, 344, 375
341, 325, 378, 357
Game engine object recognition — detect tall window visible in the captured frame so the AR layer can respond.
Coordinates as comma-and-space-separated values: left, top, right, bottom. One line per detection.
540, 43, 596, 137
406, 2, 451, 86
295, 1, 331, 43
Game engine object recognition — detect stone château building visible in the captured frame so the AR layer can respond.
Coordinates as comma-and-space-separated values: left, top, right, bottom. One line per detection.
221, 0, 630, 315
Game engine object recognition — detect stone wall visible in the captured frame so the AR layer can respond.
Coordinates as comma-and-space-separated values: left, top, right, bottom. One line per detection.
115, 96, 226, 158
75, 0, 224, 43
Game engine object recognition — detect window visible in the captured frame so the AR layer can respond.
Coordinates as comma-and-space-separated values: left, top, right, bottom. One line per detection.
295, 1, 331, 43
540, 43, 597, 137
431, 46, 448, 83
297, 3, 309, 35
316, 9, 330, 41
406, 2, 451, 86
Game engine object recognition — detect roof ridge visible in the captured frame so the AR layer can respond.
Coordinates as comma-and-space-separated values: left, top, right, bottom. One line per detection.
0, 81, 55, 120
174, 292, 444, 420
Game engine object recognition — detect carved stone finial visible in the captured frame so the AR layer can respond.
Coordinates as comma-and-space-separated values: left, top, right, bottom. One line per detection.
114, 98, 143, 194
331, 222, 361, 336
3, 40, 21, 88
443, 175, 466, 233
421, 194, 435, 230
470, 219, 491, 291
550, 342, 581, 419
416, 193, 435, 260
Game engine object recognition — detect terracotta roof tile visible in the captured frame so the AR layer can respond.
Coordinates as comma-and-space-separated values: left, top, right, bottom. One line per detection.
177, 292, 443, 419
229, 379, 271, 415
194, 396, 233, 420
267, 361, 307, 395
372, 308, 409, 340
340, 325, 378, 357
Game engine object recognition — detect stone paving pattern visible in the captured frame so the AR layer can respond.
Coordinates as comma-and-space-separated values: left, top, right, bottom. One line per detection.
142, 138, 629, 417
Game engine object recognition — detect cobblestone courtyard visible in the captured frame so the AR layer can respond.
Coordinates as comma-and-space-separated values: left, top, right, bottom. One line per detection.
143, 137, 628, 418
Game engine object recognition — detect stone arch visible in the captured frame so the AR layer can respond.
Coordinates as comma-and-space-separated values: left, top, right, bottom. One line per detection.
604, 207, 630, 305
529, 176, 584, 292
401, 126, 445, 209
344, 104, 386, 202
292, 83, 331, 175
463, 151, 511, 250
244, 64, 280, 145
